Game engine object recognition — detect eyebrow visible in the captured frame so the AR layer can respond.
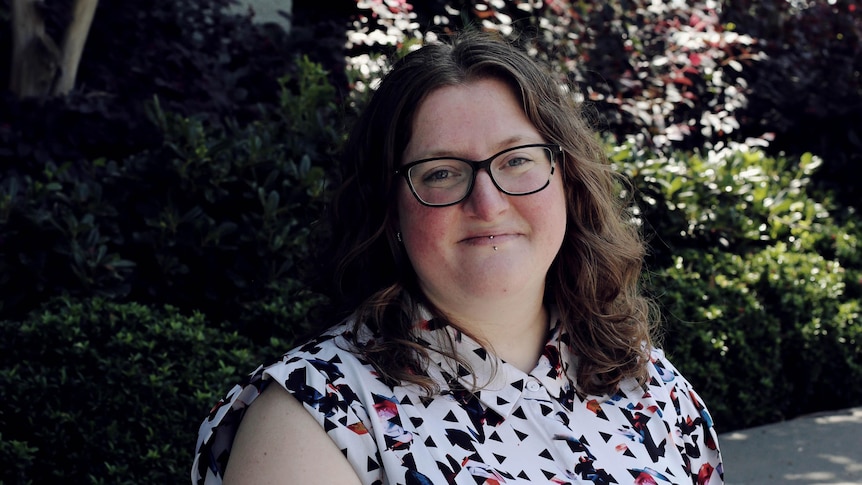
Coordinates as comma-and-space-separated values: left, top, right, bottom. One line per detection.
413, 135, 543, 160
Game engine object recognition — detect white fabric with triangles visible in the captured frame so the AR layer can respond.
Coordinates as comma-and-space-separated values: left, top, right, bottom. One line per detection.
192, 310, 723, 484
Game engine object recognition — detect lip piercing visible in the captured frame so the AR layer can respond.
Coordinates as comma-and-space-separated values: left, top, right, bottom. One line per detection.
493, 246, 498, 251
489, 235, 497, 250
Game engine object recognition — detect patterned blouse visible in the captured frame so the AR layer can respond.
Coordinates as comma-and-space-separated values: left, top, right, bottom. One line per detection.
192, 309, 724, 485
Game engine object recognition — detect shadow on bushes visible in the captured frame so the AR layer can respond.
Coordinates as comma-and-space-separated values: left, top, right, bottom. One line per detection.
0, 297, 256, 484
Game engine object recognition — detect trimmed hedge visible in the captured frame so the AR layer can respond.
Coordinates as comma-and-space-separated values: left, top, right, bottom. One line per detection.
0, 297, 257, 484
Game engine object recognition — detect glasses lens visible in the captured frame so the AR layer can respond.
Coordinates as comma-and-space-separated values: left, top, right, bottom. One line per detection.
491, 146, 553, 195
407, 159, 473, 206
406, 145, 555, 206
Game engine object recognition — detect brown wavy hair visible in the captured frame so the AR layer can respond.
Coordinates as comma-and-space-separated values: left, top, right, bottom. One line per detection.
324, 30, 657, 396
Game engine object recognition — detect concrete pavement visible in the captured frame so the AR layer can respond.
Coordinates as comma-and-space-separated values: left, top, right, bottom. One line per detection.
719, 407, 862, 484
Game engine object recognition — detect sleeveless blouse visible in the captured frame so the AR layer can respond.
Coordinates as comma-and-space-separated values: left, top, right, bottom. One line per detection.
192, 311, 723, 484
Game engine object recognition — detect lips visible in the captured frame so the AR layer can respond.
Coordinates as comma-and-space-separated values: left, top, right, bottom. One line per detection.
460, 232, 519, 246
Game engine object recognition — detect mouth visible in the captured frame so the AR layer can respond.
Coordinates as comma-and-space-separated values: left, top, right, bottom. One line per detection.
461, 232, 518, 246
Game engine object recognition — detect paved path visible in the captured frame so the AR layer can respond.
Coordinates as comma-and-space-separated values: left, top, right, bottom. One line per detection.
719, 407, 862, 484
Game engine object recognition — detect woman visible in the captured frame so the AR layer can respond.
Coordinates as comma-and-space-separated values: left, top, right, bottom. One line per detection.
192, 31, 723, 484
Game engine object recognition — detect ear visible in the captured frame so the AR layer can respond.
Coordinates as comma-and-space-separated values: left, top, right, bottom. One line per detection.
386, 211, 414, 279
383, 209, 402, 253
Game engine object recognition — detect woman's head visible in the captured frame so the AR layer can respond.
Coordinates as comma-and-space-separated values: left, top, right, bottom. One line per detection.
395, 76, 567, 319
332, 30, 638, 306
328, 30, 654, 395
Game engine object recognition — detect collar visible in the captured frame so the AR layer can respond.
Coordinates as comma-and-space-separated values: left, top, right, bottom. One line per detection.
411, 306, 577, 417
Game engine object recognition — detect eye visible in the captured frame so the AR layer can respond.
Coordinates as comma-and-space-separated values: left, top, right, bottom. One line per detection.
424, 168, 454, 182
506, 156, 531, 167
413, 160, 467, 188
496, 152, 537, 173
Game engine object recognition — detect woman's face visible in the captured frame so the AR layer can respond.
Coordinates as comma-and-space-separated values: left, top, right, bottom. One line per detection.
396, 77, 567, 312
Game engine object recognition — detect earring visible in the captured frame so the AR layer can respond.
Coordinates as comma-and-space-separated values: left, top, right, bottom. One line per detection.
396, 232, 402, 243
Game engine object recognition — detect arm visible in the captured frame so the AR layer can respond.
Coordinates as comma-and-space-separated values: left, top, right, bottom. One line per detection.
222, 384, 363, 485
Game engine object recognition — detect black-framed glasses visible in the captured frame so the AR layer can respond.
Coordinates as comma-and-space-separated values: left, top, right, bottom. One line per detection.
395, 143, 562, 207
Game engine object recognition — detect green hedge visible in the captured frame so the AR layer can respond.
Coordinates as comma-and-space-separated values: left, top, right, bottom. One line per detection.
0, 297, 257, 484
0, 57, 339, 485
616, 142, 862, 430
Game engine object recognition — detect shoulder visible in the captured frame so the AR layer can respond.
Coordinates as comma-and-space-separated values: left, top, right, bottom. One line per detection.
221, 383, 362, 485
644, 347, 723, 479
646, 348, 687, 387
262, 322, 382, 399
644, 348, 710, 414
192, 321, 384, 484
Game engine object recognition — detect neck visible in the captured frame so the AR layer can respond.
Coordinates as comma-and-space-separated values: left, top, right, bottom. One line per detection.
428, 291, 549, 374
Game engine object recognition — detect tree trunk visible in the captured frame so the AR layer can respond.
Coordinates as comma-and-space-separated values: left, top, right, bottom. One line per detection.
9, 0, 61, 98
9, 0, 100, 99
53, 0, 100, 96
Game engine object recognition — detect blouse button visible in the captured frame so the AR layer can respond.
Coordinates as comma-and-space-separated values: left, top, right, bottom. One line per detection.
526, 379, 541, 392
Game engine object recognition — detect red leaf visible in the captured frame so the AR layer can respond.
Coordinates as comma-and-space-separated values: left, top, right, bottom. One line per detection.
689, 52, 702, 67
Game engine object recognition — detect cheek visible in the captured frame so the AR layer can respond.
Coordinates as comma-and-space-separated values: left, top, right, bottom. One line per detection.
535, 182, 569, 258
397, 185, 425, 236
399, 218, 443, 285
536, 178, 568, 230
397, 187, 442, 249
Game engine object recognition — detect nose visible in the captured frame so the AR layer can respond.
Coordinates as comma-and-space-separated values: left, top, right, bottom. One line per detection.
463, 170, 508, 219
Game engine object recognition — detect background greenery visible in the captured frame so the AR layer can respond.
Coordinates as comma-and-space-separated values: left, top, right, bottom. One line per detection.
0, 0, 860, 483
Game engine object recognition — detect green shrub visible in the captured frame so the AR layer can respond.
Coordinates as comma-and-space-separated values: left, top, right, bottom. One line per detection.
618, 142, 862, 430
116, 56, 337, 341
0, 57, 338, 343
0, 297, 258, 485
651, 250, 786, 429
655, 246, 862, 430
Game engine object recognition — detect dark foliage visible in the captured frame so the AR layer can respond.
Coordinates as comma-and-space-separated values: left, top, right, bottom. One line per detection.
0, 297, 255, 484
0, 58, 338, 345
0, 0, 338, 188
1, 1, 342, 332
724, 0, 862, 209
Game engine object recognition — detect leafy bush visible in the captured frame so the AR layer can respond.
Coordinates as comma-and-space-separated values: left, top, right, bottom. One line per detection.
0, 57, 337, 343
651, 251, 786, 428
724, 0, 862, 209
0, 297, 257, 484
333, 0, 765, 154
1, 0, 341, 338
616, 142, 862, 430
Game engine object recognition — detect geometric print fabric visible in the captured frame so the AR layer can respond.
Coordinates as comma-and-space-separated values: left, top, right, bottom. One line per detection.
192, 308, 723, 484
